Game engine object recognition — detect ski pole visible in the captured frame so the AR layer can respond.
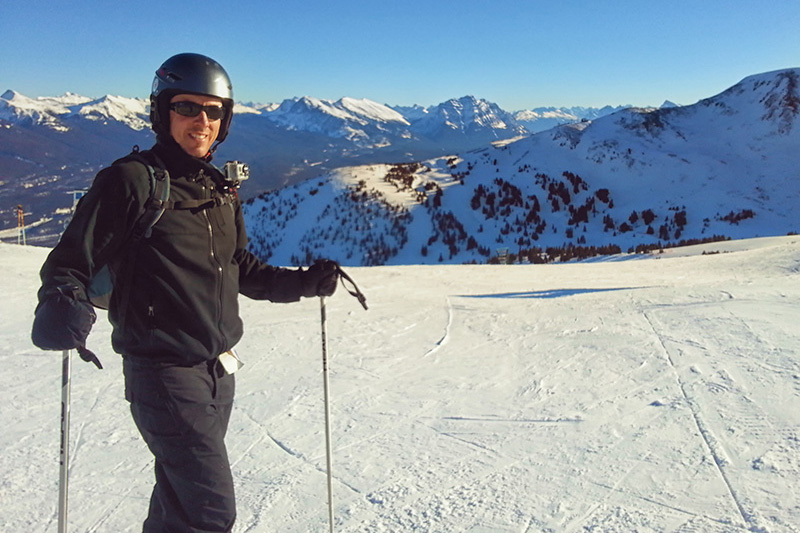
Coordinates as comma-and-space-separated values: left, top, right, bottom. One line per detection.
318, 265, 367, 532
320, 296, 335, 533
58, 349, 72, 533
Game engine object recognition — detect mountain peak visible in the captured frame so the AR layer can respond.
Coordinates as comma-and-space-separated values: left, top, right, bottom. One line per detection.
337, 97, 409, 125
75, 95, 149, 129
701, 67, 800, 134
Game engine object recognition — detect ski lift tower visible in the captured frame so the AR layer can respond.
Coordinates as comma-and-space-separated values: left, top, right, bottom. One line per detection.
16, 204, 31, 245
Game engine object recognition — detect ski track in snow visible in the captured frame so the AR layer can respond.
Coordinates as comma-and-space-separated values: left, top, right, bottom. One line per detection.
642, 298, 800, 533
422, 296, 454, 359
643, 308, 755, 531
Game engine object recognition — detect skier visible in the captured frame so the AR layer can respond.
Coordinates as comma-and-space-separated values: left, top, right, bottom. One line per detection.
31, 52, 339, 532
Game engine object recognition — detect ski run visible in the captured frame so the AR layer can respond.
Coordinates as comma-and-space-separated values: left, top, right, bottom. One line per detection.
1, 236, 798, 532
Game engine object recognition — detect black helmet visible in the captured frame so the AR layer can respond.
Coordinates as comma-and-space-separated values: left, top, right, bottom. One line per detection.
150, 53, 234, 143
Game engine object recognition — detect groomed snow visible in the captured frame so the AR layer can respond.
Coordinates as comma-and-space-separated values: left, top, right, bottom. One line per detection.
1, 237, 798, 532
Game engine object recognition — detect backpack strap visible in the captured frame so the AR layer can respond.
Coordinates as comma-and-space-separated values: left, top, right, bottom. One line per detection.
109, 146, 171, 240
122, 148, 237, 215
125, 147, 171, 240
98, 147, 171, 327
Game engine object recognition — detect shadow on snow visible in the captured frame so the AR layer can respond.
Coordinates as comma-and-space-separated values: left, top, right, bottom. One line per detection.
457, 287, 645, 299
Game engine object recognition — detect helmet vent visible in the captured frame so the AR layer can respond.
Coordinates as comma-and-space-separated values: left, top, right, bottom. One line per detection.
157, 67, 182, 83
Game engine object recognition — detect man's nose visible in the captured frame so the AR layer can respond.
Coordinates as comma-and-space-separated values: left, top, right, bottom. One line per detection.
193, 110, 211, 125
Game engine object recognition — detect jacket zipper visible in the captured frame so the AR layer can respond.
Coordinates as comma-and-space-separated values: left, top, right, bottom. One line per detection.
147, 304, 156, 344
201, 177, 227, 351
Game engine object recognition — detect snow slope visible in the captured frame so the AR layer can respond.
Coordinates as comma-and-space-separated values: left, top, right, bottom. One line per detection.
2, 236, 799, 532
244, 69, 800, 267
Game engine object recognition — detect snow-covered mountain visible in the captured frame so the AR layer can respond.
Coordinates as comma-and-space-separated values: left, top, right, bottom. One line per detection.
0, 91, 158, 246
241, 68, 800, 266
513, 104, 629, 132
0, 90, 149, 130
3, 68, 797, 257
407, 96, 527, 141
0, 89, 622, 245
265, 96, 410, 144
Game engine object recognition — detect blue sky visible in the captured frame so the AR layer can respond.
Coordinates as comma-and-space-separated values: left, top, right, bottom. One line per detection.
2, 0, 798, 110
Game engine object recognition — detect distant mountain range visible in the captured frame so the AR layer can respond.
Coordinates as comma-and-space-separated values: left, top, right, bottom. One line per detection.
240, 68, 800, 265
2, 69, 797, 262
0, 90, 627, 244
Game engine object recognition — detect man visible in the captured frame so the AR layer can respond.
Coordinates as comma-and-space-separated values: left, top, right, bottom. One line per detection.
31, 53, 338, 532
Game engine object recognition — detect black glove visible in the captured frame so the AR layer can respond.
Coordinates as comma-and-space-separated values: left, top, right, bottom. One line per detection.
31, 285, 96, 351
302, 260, 340, 298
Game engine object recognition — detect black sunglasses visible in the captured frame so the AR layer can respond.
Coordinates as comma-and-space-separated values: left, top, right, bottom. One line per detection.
169, 101, 227, 121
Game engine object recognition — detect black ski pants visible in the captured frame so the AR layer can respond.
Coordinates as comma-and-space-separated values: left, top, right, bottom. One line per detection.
123, 357, 236, 533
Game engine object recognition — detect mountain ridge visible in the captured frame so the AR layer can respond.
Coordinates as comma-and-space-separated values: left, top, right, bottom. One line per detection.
241, 68, 800, 266
0, 89, 628, 244
0, 89, 615, 135
1, 67, 797, 259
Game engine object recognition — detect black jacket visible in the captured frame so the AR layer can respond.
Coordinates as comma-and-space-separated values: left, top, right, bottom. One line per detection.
39, 139, 308, 365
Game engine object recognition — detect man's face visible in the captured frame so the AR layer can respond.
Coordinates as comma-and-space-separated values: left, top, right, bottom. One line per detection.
169, 94, 224, 158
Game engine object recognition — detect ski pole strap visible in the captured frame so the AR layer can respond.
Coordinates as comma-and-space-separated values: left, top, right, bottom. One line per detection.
77, 345, 103, 370
336, 266, 368, 310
